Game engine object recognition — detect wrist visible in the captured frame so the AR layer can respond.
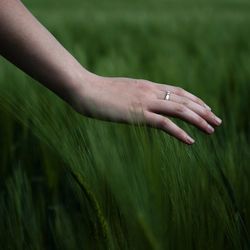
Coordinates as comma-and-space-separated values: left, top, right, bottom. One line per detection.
67, 67, 101, 113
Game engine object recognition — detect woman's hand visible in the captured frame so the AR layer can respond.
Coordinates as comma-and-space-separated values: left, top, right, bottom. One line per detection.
0, 0, 222, 145
72, 75, 222, 145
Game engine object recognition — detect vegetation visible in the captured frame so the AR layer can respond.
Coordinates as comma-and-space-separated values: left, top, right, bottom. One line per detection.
0, 0, 249, 249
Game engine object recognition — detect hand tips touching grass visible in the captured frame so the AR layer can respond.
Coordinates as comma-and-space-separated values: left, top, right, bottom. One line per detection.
72, 74, 223, 145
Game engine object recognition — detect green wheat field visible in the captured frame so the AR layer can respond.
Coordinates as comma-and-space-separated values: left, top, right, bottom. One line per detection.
0, 0, 250, 249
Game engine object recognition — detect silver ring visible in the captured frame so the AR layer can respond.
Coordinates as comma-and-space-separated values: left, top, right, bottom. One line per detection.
164, 90, 171, 101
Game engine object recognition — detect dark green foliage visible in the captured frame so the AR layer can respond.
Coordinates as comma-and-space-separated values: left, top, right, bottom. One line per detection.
0, 0, 249, 249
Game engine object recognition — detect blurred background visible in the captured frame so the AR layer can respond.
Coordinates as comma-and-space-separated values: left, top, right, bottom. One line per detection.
0, 0, 249, 249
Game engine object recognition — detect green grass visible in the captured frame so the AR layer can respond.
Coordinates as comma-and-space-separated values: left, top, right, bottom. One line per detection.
0, 0, 250, 249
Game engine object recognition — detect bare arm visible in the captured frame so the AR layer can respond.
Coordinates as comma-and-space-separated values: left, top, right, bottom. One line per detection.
0, 0, 94, 104
0, 0, 222, 145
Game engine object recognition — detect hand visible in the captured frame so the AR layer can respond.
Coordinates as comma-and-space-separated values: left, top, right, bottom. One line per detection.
0, 0, 222, 145
72, 75, 222, 145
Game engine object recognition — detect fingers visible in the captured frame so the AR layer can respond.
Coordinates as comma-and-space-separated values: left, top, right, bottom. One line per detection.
134, 80, 222, 144
148, 100, 216, 134
173, 87, 211, 110
151, 82, 211, 110
144, 111, 195, 145
166, 93, 222, 127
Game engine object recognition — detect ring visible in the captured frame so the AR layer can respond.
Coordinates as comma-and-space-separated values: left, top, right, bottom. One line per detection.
164, 90, 171, 101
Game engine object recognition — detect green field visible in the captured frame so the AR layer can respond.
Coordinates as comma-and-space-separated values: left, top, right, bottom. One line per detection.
0, 0, 250, 249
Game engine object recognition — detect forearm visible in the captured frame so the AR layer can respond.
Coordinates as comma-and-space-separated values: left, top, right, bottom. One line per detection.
0, 0, 94, 105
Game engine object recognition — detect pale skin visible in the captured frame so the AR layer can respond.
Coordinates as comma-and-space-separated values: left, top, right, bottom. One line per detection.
0, 0, 222, 145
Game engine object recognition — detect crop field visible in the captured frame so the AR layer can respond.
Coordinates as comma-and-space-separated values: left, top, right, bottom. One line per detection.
0, 0, 250, 249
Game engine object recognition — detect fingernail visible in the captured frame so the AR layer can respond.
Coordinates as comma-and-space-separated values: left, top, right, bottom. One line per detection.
186, 136, 195, 144
214, 116, 222, 125
204, 104, 211, 110
207, 124, 214, 134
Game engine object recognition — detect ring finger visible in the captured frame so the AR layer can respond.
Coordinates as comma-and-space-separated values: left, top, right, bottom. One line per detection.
161, 92, 222, 126
151, 82, 211, 110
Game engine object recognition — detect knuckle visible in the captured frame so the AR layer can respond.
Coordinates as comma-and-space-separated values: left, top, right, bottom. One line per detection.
175, 128, 184, 136
158, 118, 170, 129
136, 80, 156, 99
202, 109, 212, 118
147, 99, 158, 111
143, 79, 152, 85
179, 131, 187, 139
137, 80, 153, 95
130, 98, 145, 112
175, 104, 186, 114
175, 87, 185, 95
137, 80, 152, 91
197, 117, 207, 127
182, 98, 190, 106
197, 97, 204, 104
